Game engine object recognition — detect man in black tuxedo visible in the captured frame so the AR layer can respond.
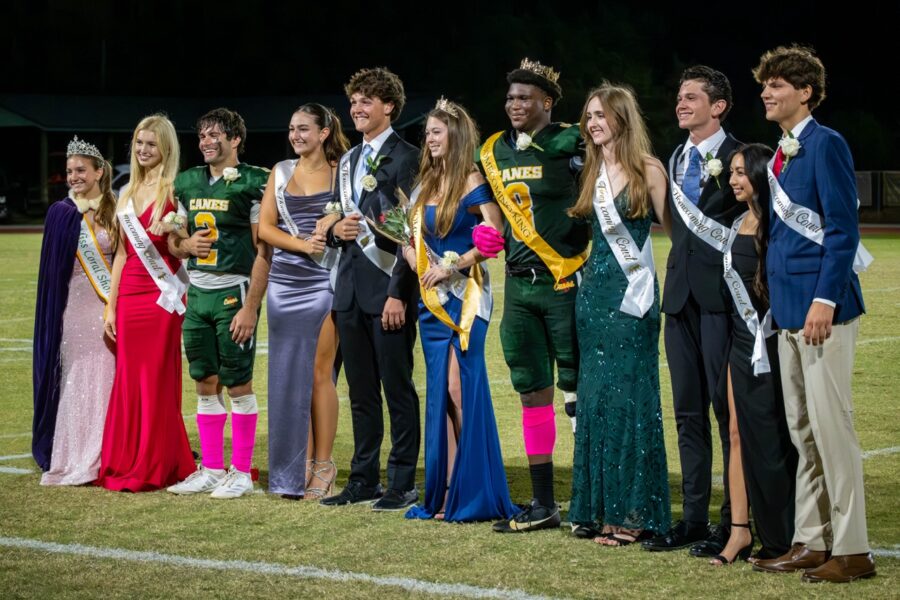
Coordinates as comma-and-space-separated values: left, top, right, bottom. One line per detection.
319, 67, 421, 511
643, 66, 741, 554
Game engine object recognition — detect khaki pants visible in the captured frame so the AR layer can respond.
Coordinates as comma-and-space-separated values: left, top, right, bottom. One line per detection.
778, 319, 869, 555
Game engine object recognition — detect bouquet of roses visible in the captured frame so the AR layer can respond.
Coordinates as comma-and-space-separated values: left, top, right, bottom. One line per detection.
365, 188, 411, 245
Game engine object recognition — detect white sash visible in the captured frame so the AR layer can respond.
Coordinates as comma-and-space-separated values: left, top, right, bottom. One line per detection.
722, 212, 774, 375
76, 216, 112, 303
767, 163, 873, 273
338, 152, 397, 275
273, 159, 339, 270
118, 199, 190, 315
669, 160, 731, 253
592, 164, 655, 318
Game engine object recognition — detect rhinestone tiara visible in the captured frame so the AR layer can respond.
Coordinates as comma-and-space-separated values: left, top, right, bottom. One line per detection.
434, 96, 459, 118
66, 135, 104, 161
519, 58, 560, 83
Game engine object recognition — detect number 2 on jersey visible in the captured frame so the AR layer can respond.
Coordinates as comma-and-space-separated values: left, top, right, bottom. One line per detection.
194, 212, 219, 266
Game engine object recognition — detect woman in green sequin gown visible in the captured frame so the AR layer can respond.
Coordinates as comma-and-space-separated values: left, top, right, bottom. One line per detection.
567, 85, 672, 546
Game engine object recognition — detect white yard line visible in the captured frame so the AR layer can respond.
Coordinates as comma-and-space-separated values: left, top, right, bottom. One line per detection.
0, 453, 32, 461
0, 432, 31, 439
0, 536, 562, 600
858, 336, 900, 346
862, 446, 900, 459
0, 466, 33, 474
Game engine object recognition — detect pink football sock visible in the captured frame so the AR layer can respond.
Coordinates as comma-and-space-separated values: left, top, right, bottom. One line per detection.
197, 413, 227, 470
522, 405, 557, 456
230, 414, 257, 473
230, 394, 258, 474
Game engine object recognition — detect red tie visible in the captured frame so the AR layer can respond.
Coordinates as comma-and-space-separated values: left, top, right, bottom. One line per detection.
773, 147, 785, 177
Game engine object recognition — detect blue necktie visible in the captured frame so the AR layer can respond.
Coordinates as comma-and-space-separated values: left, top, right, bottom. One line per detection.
683, 146, 702, 205
354, 144, 373, 202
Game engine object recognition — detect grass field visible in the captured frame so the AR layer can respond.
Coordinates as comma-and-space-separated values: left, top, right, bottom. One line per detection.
0, 232, 897, 599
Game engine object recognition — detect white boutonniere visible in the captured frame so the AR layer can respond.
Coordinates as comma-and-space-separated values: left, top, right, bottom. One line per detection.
704, 152, 723, 189
439, 250, 461, 273
222, 167, 241, 186
779, 132, 801, 173
515, 131, 544, 152
162, 211, 186, 230
361, 154, 385, 192
323, 201, 343, 215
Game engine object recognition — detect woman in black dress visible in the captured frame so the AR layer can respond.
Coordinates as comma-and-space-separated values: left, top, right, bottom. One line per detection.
711, 143, 798, 565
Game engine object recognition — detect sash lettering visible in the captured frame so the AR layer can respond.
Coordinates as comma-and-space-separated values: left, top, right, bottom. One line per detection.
338, 152, 397, 275
118, 199, 189, 315
76, 215, 112, 303
480, 132, 585, 282
273, 159, 339, 270
592, 163, 656, 318
767, 163, 873, 273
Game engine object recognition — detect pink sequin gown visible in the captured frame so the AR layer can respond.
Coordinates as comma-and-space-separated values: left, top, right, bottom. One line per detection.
40, 225, 116, 486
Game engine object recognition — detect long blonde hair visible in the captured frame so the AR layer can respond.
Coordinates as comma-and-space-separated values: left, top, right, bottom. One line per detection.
413, 101, 479, 238
119, 114, 181, 222
569, 84, 654, 220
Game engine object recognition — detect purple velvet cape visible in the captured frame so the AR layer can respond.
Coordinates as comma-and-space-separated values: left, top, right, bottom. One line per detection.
32, 197, 82, 471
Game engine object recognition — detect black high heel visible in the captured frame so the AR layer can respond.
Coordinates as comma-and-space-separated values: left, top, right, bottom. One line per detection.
709, 523, 753, 566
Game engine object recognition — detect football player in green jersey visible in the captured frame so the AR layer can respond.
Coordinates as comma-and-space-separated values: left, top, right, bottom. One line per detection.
166, 108, 271, 499
476, 59, 589, 533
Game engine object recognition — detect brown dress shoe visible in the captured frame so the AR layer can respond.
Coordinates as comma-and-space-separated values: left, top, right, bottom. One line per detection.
752, 543, 829, 573
801, 553, 876, 583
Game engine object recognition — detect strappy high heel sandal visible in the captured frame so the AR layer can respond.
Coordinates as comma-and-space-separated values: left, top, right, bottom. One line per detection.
305, 459, 337, 500
305, 459, 315, 488
710, 522, 754, 565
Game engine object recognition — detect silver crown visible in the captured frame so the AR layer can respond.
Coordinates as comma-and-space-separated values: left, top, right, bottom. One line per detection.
66, 135, 104, 161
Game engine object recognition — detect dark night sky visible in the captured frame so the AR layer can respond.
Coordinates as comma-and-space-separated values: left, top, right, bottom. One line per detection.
3, 1, 898, 169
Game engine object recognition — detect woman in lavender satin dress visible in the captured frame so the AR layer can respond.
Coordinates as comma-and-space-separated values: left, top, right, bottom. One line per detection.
33, 137, 117, 484
258, 104, 349, 499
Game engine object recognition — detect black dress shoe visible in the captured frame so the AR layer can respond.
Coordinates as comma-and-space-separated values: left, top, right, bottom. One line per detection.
641, 520, 708, 552
319, 481, 384, 506
690, 523, 731, 557
372, 488, 418, 511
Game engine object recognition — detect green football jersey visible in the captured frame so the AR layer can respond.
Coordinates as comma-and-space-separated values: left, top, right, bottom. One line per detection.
174, 163, 269, 275
477, 123, 589, 268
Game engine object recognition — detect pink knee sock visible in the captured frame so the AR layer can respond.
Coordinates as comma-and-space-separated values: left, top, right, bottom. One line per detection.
230, 394, 258, 473
197, 413, 227, 470
522, 405, 556, 456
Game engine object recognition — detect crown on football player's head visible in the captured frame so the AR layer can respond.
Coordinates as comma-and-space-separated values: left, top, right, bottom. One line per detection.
434, 96, 459, 118
519, 58, 561, 84
67, 136, 104, 161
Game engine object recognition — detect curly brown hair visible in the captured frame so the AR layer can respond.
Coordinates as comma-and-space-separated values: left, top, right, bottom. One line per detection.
753, 45, 827, 110
344, 67, 406, 122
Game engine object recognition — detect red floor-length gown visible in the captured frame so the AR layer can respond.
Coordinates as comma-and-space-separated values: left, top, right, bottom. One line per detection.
96, 199, 195, 492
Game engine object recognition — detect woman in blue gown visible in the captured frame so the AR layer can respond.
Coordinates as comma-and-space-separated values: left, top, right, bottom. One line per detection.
402, 98, 516, 522
567, 84, 672, 546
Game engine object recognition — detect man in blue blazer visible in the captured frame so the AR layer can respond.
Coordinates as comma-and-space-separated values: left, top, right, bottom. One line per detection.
752, 46, 874, 583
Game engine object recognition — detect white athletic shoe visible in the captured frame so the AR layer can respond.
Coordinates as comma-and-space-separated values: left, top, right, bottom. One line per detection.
210, 466, 253, 499
167, 465, 225, 495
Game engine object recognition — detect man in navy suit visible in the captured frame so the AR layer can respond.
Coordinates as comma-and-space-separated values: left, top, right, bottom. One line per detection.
320, 67, 421, 512
751, 46, 874, 583
643, 66, 741, 555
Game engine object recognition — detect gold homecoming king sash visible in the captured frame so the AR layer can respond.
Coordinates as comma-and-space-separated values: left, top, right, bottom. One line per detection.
480, 131, 585, 282
412, 203, 482, 351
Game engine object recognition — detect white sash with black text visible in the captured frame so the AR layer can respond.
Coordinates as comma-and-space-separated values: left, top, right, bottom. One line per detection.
338, 152, 397, 275
592, 163, 655, 318
273, 159, 340, 270
118, 199, 189, 315
766, 162, 873, 273
669, 161, 732, 253
723, 212, 773, 375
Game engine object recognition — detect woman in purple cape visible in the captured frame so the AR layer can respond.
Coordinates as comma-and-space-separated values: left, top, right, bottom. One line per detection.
32, 136, 117, 484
